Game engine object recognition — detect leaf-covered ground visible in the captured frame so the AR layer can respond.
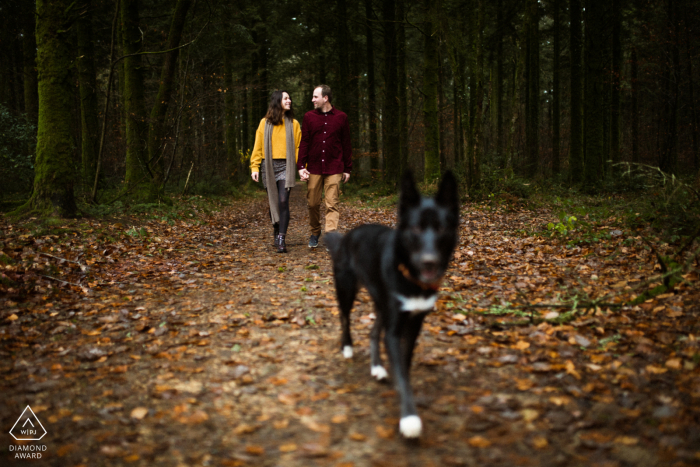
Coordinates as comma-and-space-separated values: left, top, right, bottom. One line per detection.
1, 187, 699, 467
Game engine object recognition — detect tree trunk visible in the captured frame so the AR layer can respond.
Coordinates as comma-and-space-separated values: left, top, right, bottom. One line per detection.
76, 0, 100, 189
382, 0, 399, 182
223, 22, 238, 182
631, 48, 639, 163
336, 0, 350, 114
525, 0, 539, 178
685, 18, 699, 171
17, 0, 77, 217
423, 0, 440, 181
438, 46, 447, 171
569, 0, 584, 183
552, 0, 561, 175
471, 0, 484, 187
495, 0, 503, 168
22, 2, 39, 126
240, 72, 249, 156
583, 0, 606, 189
397, 0, 408, 174
147, 0, 192, 200
121, 0, 149, 187
610, 0, 621, 170
365, 0, 379, 174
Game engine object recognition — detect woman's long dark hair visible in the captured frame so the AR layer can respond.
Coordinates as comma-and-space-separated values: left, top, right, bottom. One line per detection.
264, 90, 294, 125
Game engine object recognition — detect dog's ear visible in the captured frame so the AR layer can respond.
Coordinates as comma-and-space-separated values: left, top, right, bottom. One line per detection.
399, 170, 421, 209
436, 170, 459, 212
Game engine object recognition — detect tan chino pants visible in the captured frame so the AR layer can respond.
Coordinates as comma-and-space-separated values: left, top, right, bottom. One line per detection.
306, 173, 342, 236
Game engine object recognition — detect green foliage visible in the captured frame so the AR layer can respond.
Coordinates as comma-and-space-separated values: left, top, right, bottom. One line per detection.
0, 105, 36, 196
547, 214, 577, 236
615, 163, 700, 239
476, 167, 534, 201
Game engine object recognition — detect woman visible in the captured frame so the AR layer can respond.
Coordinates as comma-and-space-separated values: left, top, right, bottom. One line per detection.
250, 90, 302, 253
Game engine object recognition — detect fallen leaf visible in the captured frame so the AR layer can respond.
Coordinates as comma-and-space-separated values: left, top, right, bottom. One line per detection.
375, 425, 394, 439
279, 443, 297, 452
130, 407, 148, 420
467, 435, 491, 447
665, 358, 682, 370
646, 365, 668, 374
245, 445, 264, 456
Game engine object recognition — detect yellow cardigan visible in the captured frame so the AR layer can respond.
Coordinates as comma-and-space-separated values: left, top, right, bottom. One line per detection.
249, 118, 302, 173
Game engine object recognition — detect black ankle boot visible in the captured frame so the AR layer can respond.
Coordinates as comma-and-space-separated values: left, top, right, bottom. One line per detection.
276, 234, 287, 253
273, 223, 279, 247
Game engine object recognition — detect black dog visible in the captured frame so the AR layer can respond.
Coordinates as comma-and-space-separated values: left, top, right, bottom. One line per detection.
324, 170, 459, 438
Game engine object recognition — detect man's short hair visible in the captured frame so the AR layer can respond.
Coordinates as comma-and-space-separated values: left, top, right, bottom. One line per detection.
315, 84, 332, 103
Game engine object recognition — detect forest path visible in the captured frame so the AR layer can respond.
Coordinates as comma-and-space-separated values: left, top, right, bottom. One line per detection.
1, 185, 698, 466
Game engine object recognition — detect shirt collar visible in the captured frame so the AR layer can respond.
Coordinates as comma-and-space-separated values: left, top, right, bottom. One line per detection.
316, 106, 335, 115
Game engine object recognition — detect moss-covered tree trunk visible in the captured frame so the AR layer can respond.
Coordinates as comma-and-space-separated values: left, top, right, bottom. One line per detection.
147, 0, 192, 200
422, 0, 440, 181
365, 0, 379, 174
569, 0, 584, 183
22, 2, 39, 126
18, 0, 77, 217
76, 0, 100, 189
583, 0, 606, 189
552, 0, 561, 175
121, 0, 149, 188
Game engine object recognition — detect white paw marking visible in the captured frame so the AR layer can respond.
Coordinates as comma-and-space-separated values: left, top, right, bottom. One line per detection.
399, 415, 422, 438
395, 294, 437, 312
371, 365, 388, 381
342, 346, 353, 359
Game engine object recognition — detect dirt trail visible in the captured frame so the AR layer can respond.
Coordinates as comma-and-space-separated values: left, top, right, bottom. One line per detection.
1, 186, 699, 467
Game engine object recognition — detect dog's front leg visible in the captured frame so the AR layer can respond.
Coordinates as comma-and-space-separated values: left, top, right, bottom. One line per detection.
385, 318, 422, 438
369, 314, 388, 381
400, 312, 426, 379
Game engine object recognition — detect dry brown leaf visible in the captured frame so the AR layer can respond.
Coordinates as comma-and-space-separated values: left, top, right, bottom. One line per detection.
467, 435, 491, 448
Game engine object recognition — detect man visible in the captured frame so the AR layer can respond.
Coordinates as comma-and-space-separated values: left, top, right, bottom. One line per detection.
297, 84, 352, 248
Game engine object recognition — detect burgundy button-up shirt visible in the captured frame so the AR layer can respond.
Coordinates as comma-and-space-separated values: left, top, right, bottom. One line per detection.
297, 107, 352, 175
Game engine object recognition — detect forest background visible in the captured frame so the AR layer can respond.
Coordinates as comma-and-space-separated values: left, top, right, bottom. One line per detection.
1, 0, 699, 217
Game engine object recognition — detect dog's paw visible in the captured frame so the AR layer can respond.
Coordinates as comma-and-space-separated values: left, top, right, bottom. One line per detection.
399, 415, 422, 438
342, 346, 353, 359
371, 365, 388, 381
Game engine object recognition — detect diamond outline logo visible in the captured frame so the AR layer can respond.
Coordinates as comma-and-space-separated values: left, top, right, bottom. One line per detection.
9, 406, 47, 441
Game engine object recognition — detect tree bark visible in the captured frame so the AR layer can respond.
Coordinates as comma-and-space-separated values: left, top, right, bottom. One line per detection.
397, 0, 408, 174
382, 0, 399, 182
17, 0, 77, 217
552, 0, 561, 175
76, 0, 100, 189
584, 0, 606, 188
121, 0, 149, 187
610, 0, 621, 170
631, 47, 639, 163
22, 2, 39, 126
569, 0, 584, 183
365, 0, 379, 174
423, 0, 440, 181
147, 0, 192, 199
525, 0, 539, 178
223, 21, 238, 182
